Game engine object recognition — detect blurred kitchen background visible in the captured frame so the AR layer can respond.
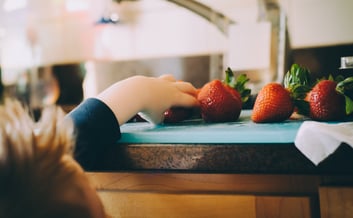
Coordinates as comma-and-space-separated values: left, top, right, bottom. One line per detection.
0, 0, 352, 111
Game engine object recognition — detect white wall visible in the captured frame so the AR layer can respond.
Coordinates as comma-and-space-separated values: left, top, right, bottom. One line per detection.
1, 0, 352, 68
280, 0, 353, 48
200, 0, 353, 48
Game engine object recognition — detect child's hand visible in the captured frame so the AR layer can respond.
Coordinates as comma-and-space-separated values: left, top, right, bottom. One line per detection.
96, 75, 199, 125
137, 75, 198, 124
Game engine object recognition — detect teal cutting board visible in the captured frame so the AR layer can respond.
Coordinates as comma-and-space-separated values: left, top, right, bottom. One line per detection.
119, 110, 304, 144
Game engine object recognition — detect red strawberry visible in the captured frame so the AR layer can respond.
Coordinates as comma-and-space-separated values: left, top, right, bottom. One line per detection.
163, 107, 195, 123
198, 80, 242, 122
251, 83, 294, 123
308, 80, 346, 121
196, 68, 250, 123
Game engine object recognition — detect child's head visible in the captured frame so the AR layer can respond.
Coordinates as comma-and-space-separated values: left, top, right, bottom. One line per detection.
0, 100, 108, 218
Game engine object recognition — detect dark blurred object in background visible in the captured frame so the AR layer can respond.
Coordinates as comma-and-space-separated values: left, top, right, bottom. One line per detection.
291, 44, 353, 80
52, 63, 86, 112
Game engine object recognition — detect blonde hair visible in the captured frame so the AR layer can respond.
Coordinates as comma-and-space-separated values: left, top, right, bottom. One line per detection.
0, 100, 103, 218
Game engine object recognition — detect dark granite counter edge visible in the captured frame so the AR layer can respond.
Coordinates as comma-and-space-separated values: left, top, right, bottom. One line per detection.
94, 142, 353, 175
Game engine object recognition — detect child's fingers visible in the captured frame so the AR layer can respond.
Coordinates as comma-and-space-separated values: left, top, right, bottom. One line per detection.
175, 92, 200, 107
175, 81, 197, 96
159, 74, 175, 82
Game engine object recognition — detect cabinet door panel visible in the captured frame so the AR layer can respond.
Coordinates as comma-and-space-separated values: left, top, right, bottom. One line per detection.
98, 192, 256, 218
320, 186, 353, 218
256, 196, 313, 218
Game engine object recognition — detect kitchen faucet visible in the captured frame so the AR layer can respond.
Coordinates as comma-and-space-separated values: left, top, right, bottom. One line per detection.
112, 0, 288, 89
113, 0, 235, 35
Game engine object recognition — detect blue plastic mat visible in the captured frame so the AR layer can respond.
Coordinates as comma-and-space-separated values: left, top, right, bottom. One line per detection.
119, 110, 304, 144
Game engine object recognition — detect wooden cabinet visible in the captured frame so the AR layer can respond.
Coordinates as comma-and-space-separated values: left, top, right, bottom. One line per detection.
88, 173, 321, 218
319, 186, 353, 218
99, 192, 257, 218
256, 196, 313, 218
98, 192, 313, 218
88, 173, 353, 217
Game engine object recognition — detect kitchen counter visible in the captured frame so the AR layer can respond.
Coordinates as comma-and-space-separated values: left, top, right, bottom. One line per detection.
96, 110, 353, 175
89, 110, 353, 217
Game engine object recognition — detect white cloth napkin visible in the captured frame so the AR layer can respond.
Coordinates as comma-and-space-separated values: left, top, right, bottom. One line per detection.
294, 121, 353, 165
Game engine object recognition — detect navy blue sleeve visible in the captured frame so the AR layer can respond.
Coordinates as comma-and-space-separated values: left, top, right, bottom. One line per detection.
67, 98, 121, 170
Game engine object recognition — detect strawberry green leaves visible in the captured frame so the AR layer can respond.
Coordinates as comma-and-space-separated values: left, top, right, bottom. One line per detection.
284, 64, 312, 116
336, 77, 353, 115
224, 67, 251, 104
284, 63, 312, 88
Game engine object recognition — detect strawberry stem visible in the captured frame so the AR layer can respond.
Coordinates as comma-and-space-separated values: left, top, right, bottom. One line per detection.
224, 67, 251, 103
283, 64, 312, 116
284, 64, 312, 88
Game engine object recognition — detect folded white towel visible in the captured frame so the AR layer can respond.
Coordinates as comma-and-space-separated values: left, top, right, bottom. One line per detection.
294, 121, 353, 165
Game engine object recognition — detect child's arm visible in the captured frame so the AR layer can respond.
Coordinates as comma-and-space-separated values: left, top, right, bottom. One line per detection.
68, 75, 198, 170
96, 74, 198, 125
